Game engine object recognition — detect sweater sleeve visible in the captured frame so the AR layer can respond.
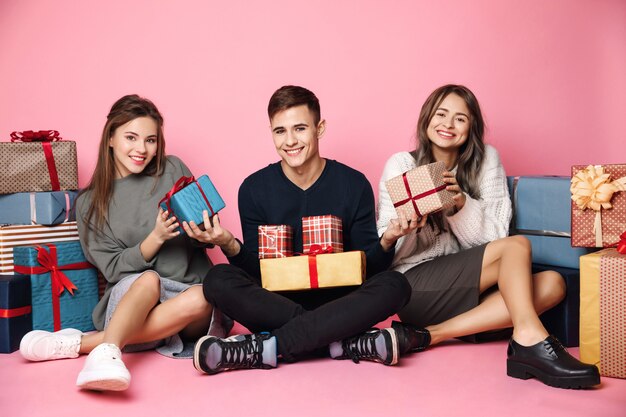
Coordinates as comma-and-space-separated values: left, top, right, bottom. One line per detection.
446, 146, 512, 249
376, 152, 413, 249
76, 194, 156, 285
352, 174, 395, 277
226, 178, 262, 279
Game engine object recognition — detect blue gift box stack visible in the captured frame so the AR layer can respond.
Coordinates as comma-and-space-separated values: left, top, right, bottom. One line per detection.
0, 132, 90, 353
508, 176, 598, 347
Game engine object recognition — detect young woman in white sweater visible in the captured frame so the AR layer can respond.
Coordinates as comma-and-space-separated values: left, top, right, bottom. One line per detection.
377, 84, 600, 389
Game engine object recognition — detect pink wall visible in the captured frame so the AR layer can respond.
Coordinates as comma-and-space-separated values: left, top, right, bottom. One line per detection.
1, 0, 624, 262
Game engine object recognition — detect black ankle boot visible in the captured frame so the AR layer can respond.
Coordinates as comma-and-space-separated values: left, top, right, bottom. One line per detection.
392, 321, 431, 355
507, 336, 600, 389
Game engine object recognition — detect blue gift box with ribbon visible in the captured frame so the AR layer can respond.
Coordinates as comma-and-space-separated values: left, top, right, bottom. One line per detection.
13, 241, 98, 332
0, 274, 32, 353
159, 175, 225, 234
0, 191, 78, 225
508, 176, 596, 268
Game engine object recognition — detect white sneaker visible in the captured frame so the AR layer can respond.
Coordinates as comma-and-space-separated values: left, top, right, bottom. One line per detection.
76, 343, 131, 391
20, 328, 82, 361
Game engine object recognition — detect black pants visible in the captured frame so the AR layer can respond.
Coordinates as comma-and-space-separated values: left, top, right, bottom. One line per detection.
203, 264, 411, 362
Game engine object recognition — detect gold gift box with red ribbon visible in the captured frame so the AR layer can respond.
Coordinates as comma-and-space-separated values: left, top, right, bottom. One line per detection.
580, 248, 626, 379
1, 131, 78, 194
571, 164, 626, 247
386, 161, 455, 219
260, 249, 365, 292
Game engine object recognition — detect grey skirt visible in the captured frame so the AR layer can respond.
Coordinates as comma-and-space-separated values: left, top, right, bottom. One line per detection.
105, 270, 232, 358
398, 244, 487, 328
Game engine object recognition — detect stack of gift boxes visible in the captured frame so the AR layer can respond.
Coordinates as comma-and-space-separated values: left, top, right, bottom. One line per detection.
509, 163, 625, 379
259, 215, 365, 292
0, 131, 99, 353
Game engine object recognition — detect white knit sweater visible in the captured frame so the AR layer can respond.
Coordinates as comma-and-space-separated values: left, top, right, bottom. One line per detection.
376, 145, 512, 273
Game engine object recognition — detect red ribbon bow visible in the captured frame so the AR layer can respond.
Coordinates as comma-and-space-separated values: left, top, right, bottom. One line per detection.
306, 244, 334, 289
13, 244, 92, 331
393, 172, 447, 217
159, 176, 216, 220
617, 232, 626, 255
10, 130, 62, 142
9, 130, 62, 191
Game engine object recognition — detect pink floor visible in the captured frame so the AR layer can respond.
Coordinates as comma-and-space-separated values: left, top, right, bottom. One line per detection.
2, 319, 625, 417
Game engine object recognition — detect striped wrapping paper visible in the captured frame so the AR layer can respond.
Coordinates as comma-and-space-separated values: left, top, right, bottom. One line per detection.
0, 222, 79, 274
258, 225, 293, 259
302, 215, 343, 254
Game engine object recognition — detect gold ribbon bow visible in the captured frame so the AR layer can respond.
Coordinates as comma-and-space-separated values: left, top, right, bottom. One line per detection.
570, 165, 626, 246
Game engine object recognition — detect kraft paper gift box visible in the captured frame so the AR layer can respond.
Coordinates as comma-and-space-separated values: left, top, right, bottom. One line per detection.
0, 274, 32, 353
0, 222, 79, 275
533, 264, 580, 347
386, 161, 455, 219
0, 190, 78, 225
579, 248, 626, 378
1, 131, 78, 194
302, 215, 343, 254
258, 225, 293, 259
13, 241, 98, 332
159, 175, 225, 234
261, 251, 365, 292
571, 164, 626, 248
508, 176, 595, 269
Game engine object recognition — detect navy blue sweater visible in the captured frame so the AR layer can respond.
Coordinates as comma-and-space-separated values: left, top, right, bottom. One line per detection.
228, 159, 394, 279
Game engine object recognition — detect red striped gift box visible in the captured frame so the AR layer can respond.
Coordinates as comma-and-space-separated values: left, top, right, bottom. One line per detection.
258, 225, 293, 259
0, 222, 79, 274
302, 215, 343, 255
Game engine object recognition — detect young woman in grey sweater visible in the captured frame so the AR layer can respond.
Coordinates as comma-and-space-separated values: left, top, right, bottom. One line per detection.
20, 95, 215, 392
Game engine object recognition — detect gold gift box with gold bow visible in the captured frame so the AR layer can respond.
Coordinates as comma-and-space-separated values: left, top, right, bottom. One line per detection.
571, 164, 626, 247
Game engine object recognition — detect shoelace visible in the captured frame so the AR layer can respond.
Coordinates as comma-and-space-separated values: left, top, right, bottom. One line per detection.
543, 337, 566, 358
341, 332, 380, 364
219, 336, 265, 370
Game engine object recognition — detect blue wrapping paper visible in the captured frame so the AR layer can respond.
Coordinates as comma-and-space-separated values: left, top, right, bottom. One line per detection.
0, 191, 77, 225
13, 241, 98, 332
159, 175, 225, 234
534, 264, 580, 347
508, 176, 596, 268
0, 274, 32, 353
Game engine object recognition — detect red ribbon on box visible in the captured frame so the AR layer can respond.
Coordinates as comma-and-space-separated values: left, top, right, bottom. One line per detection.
393, 172, 447, 217
617, 232, 626, 255
159, 176, 216, 219
0, 306, 32, 318
306, 244, 333, 289
10, 130, 62, 191
14, 244, 92, 331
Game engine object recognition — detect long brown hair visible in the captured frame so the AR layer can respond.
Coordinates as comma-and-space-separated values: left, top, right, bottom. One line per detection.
411, 84, 486, 231
80, 94, 167, 232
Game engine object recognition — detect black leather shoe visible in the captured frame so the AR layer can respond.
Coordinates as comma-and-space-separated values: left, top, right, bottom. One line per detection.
391, 321, 431, 355
507, 335, 600, 389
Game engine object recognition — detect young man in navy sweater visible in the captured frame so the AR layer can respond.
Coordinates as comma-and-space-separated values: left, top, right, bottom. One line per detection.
185, 85, 429, 374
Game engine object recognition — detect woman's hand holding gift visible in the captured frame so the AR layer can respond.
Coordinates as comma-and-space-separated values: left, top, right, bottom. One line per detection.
380, 211, 428, 252
443, 170, 466, 211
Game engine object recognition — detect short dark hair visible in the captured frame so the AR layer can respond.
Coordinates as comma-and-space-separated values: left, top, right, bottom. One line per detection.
267, 85, 321, 124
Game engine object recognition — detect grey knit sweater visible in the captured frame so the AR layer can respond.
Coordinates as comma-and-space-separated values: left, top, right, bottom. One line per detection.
76, 156, 213, 330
